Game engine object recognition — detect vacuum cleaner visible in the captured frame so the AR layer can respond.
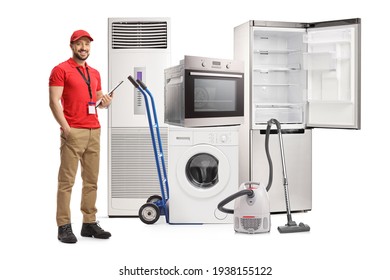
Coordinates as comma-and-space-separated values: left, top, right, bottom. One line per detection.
218, 181, 271, 234
218, 118, 310, 234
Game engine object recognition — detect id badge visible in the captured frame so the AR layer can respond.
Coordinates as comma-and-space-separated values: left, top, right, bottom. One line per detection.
88, 102, 96, 115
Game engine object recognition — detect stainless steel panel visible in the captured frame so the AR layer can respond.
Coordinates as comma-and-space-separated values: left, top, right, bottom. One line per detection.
251, 129, 312, 213
251, 18, 361, 29
251, 20, 307, 28
309, 18, 361, 28
183, 55, 244, 73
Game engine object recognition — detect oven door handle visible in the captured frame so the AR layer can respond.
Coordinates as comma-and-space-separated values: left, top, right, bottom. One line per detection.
189, 72, 243, 79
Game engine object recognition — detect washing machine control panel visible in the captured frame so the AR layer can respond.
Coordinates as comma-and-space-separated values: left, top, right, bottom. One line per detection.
220, 134, 227, 143
195, 131, 237, 145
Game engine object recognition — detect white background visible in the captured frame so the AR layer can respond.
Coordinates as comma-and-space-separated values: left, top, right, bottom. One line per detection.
1, 0, 388, 279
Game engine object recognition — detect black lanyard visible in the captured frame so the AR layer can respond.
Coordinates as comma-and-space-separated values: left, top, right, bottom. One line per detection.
77, 67, 92, 100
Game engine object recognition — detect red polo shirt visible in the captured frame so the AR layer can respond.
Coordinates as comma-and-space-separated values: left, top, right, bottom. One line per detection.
49, 58, 102, 128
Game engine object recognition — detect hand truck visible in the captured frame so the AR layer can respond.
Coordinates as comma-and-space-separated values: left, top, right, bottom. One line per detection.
128, 75, 170, 224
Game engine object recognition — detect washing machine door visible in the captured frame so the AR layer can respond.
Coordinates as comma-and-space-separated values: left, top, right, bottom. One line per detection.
176, 144, 230, 198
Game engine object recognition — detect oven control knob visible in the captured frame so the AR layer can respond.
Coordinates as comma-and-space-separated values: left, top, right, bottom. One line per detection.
226, 63, 230, 69
201, 61, 206, 67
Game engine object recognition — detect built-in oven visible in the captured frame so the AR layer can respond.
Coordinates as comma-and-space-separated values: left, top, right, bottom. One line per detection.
164, 55, 244, 127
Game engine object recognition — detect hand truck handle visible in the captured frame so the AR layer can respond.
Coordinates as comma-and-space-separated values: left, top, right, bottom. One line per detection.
127, 75, 139, 88
136, 79, 147, 90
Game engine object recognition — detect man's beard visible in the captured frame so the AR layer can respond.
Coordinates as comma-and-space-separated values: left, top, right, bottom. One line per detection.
74, 51, 89, 61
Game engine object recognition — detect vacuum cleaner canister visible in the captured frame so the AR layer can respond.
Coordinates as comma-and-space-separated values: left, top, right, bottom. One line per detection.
218, 182, 271, 234
234, 183, 271, 234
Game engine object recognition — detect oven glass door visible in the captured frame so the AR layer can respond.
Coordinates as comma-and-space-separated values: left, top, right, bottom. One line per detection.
185, 70, 244, 118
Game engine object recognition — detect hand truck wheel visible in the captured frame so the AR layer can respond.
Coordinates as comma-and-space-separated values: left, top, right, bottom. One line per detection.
139, 203, 160, 224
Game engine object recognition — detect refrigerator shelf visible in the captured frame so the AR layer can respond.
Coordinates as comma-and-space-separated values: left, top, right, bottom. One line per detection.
253, 83, 299, 87
254, 103, 305, 108
304, 51, 350, 61
254, 49, 301, 54
253, 64, 301, 72
253, 104, 304, 125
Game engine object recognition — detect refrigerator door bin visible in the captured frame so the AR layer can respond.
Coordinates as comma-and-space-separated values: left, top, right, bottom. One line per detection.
308, 101, 356, 127
302, 52, 336, 70
303, 27, 352, 44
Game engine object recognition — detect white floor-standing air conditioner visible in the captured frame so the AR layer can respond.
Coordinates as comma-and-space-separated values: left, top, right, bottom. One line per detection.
108, 18, 171, 216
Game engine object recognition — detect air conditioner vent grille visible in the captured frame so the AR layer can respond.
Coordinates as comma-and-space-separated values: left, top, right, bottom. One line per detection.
110, 127, 168, 199
111, 21, 168, 49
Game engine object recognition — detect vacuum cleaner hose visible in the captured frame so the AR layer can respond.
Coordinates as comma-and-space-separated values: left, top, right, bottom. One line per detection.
217, 189, 254, 214
265, 118, 282, 192
217, 119, 277, 214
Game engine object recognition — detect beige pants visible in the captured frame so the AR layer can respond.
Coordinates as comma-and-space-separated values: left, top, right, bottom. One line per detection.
56, 128, 101, 226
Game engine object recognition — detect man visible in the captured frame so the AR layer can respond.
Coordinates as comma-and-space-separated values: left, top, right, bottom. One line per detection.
49, 30, 112, 243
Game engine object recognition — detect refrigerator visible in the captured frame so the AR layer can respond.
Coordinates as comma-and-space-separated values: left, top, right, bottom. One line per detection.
234, 18, 361, 212
108, 18, 171, 216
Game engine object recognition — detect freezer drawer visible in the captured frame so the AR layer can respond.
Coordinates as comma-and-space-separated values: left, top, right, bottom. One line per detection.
251, 129, 312, 212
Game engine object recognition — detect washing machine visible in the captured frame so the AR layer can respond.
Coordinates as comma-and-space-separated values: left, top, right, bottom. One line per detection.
168, 125, 239, 224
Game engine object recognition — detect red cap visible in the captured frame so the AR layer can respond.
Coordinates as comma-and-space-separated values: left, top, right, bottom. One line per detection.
70, 30, 94, 43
